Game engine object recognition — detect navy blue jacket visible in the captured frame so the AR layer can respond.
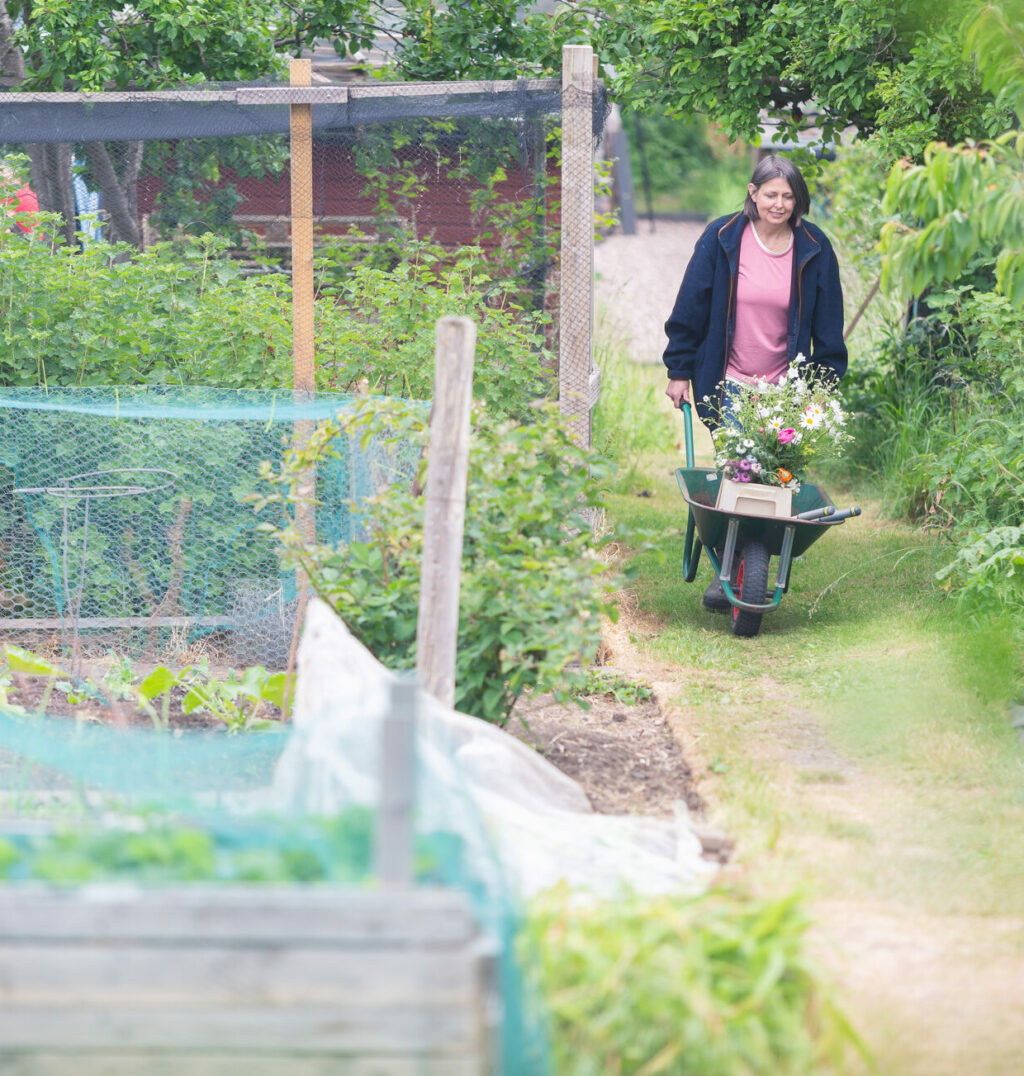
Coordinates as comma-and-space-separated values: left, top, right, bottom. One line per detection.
663, 212, 847, 422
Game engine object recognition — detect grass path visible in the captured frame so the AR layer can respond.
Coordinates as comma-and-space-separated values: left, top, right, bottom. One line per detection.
600, 362, 1024, 1074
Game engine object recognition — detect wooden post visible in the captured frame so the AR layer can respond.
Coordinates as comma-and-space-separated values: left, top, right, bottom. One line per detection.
290, 57, 315, 395
559, 43, 597, 447
289, 58, 316, 589
375, 675, 417, 886
415, 317, 476, 710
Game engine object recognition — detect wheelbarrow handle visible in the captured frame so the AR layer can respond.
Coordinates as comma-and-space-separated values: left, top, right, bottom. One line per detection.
678, 401, 702, 581
680, 400, 695, 469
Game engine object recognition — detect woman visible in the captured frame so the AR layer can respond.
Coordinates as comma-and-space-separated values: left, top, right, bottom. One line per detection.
662, 155, 847, 608
663, 154, 846, 419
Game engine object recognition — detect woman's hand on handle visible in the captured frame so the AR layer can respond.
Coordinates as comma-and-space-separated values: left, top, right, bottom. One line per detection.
666, 378, 691, 408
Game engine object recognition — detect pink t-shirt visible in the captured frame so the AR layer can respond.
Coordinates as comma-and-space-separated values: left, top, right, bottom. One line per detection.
725, 224, 793, 384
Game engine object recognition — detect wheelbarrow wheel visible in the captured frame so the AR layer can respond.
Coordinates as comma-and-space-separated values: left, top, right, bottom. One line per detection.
731, 540, 769, 638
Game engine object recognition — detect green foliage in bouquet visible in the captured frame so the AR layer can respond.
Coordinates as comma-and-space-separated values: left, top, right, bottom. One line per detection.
710, 360, 853, 491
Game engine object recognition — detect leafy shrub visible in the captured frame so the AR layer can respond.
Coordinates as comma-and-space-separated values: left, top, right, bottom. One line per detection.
813, 142, 891, 276
842, 288, 1024, 533
936, 526, 1024, 623
524, 885, 861, 1076
255, 398, 618, 725
0, 228, 292, 388
315, 241, 553, 420
0, 228, 553, 420
835, 277, 1024, 636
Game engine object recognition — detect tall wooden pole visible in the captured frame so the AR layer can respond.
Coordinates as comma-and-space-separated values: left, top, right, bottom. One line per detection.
559, 44, 597, 447
415, 317, 477, 710
289, 57, 315, 396
288, 58, 316, 654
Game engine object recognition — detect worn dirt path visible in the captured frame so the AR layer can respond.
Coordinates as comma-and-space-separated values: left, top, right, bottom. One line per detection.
594, 223, 1024, 1075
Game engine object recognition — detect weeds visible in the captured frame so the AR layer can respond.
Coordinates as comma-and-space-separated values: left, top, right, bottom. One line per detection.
525, 884, 867, 1076
573, 667, 653, 706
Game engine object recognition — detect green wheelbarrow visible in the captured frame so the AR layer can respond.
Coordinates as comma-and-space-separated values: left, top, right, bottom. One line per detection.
675, 402, 861, 637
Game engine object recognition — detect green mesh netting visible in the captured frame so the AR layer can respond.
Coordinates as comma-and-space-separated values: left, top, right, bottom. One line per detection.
0, 386, 408, 668
0, 385, 549, 1072
0, 693, 549, 1072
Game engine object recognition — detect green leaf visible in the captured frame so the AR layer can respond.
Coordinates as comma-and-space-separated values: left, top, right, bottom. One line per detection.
138, 666, 178, 702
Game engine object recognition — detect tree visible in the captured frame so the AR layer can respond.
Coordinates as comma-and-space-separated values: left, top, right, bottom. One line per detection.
0, 0, 377, 243
879, 1, 1024, 303
591, 0, 1008, 162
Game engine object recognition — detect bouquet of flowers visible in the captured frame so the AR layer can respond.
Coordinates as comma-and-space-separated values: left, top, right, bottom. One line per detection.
707, 358, 852, 491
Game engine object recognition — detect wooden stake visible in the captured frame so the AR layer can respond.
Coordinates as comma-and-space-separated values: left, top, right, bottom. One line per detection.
375, 675, 417, 886
559, 44, 597, 448
415, 317, 476, 710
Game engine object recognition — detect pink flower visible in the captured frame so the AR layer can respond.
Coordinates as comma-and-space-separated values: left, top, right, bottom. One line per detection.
738, 472, 751, 482
777, 427, 796, 444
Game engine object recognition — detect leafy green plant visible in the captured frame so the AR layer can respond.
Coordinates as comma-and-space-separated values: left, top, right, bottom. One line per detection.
573, 667, 653, 706
0, 229, 292, 388
524, 884, 863, 1075
0, 644, 291, 732
936, 525, 1024, 622
255, 397, 619, 725
315, 240, 554, 419
0, 226, 554, 419
0, 808, 464, 888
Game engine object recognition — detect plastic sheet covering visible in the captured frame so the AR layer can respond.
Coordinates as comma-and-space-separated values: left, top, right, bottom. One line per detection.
285, 598, 715, 898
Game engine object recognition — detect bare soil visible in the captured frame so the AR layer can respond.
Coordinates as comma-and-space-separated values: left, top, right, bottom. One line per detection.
513, 688, 703, 818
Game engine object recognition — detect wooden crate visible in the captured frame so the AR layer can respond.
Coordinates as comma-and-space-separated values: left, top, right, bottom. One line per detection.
716, 480, 793, 518
0, 884, 498, 1075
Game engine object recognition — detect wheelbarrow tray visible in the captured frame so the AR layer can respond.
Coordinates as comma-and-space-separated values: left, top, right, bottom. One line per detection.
675, 466, 837, 559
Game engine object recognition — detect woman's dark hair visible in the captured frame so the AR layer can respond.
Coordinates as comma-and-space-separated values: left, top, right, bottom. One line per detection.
743, 155, 810, 225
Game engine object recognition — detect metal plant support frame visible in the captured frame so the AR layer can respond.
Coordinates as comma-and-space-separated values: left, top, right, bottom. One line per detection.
12, 468, 179, 669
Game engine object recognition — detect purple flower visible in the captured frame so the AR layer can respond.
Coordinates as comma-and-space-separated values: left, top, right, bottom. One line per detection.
737, 459, 752, 472
738, 472, 751, 482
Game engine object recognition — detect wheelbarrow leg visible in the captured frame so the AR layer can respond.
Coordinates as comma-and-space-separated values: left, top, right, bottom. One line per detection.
775, 524, 797, 592
719, 517, 740, 585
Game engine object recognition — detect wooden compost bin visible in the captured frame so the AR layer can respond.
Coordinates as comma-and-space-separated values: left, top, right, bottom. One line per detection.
0, 884, 498, 1074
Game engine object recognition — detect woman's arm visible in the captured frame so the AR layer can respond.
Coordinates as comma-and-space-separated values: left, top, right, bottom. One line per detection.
810, 238, 848, 380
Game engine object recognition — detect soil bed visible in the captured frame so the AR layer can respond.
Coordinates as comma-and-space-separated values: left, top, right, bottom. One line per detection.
513, 688, 703, 818
1, 672, 283, 732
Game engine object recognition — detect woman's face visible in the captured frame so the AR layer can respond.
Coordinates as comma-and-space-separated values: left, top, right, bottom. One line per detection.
749, 177, 795, 226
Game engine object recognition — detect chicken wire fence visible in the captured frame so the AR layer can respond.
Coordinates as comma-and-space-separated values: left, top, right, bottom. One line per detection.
0, 387, 413, 668
0, 71, 605, 666
0, 76, 605, 396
